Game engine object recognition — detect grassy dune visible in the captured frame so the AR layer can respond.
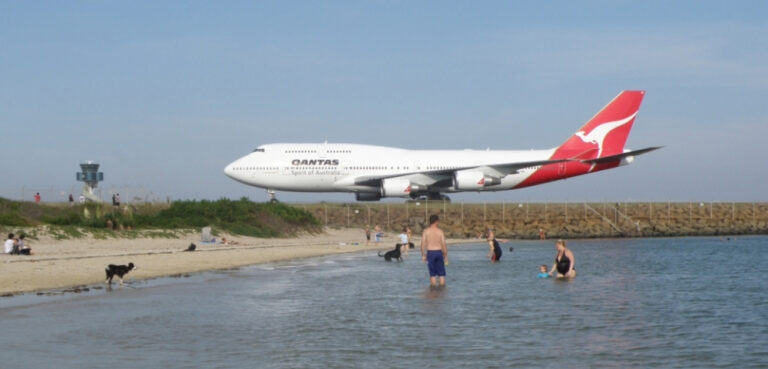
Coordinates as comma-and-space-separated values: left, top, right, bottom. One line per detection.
0, 197, 320, 239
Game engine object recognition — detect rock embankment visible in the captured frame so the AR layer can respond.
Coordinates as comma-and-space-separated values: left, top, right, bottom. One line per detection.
298, 202, 768, 239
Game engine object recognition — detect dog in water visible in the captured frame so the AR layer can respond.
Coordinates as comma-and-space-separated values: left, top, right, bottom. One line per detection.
105, 263, 136, 285
378, 244, 403, 262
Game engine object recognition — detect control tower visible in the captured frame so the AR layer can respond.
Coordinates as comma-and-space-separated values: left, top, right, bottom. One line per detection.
76, 161, 104, 202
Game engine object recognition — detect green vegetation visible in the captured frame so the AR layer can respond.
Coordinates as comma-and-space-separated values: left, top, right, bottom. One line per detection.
0, 197, 320, 238
133, 198, 320, 237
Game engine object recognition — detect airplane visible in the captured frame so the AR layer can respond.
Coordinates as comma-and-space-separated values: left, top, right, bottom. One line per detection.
224, 90, 660, 202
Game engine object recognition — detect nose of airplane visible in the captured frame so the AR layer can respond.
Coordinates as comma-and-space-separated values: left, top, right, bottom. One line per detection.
224, 162, 236, 179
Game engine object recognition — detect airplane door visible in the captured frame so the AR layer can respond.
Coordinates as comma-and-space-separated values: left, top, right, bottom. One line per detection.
558, 162, 567, 177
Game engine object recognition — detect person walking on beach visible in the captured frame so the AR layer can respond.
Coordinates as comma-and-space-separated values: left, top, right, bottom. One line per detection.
365, 225, 371, 246
421, 214, 448, 287
398, 226, 409, 256
68, 194, 74, 207
374, 225, 382, 245
549, 239, 576, 278
34, 192, 41, 203
406, 226, 414, 249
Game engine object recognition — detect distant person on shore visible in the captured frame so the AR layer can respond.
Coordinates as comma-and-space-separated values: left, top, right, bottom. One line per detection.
18, 234, 31, 255
398, 227, 409, 256
537, 264, 550, 278
112, 194, 117, 206
549, 239, 576, 278
486, 229, 503, 262
365, 225, 371, 246
34, 192, 41, 203
406, 226, 414, 249
421, 214, 448, 287
539, 228, 547, 240
374, 225, 382, 244
4, 233, 17, 254
221, 237, 238, 246
69, 194, 74, 207
115, 193, 121, 207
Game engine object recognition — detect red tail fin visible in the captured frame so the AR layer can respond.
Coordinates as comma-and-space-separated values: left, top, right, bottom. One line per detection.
514, 91, 647, 189
555, 90, 645, 159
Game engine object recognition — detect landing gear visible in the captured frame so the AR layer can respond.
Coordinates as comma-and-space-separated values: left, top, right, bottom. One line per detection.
409, 192, 451, 202
267, 189, 279, 203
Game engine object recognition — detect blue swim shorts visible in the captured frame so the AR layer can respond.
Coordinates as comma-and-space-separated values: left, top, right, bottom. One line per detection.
426, 250, 446, 277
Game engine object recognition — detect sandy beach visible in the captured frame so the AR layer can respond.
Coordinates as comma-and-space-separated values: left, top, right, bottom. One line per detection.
0, 228, 467, 295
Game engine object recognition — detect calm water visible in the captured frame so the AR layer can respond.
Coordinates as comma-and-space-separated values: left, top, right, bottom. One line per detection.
0, 237, 766, 368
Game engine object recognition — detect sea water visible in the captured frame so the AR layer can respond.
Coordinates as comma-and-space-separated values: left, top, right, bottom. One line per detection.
0, 237, 766, 368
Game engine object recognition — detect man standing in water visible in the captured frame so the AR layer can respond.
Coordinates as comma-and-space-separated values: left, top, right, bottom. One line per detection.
421, 214, 448, 287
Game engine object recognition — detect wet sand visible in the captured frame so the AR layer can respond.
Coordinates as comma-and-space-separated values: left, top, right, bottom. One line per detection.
0, 228, 465, 295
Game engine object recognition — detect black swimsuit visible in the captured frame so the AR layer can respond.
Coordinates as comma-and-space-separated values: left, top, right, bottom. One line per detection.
492, 239, 502, 261
556, 251, 571, 275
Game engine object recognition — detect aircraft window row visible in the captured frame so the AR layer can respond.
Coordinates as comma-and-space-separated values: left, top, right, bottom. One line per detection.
327, 150, 351, 153
252, 148, 265, 152
285, 150, 317, 153
345, 166, 410, 170
233, 167, 277, 171
427, 166, 455, 170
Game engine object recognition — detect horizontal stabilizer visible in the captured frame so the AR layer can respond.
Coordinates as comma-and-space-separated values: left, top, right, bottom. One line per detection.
580, 146, 662, 165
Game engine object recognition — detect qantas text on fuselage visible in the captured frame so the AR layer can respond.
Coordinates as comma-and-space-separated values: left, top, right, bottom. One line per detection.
224, 91, 660, 201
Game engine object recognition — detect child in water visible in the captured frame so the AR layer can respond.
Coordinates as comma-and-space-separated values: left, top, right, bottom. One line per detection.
537, 264, 550, 278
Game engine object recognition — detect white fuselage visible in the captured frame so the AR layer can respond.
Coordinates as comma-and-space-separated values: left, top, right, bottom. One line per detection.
224, 143, 554, 194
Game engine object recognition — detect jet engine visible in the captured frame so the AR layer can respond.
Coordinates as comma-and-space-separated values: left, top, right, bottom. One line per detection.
453, 170, 501, 191
355, 192, 382, 201
381, 178, 420, 198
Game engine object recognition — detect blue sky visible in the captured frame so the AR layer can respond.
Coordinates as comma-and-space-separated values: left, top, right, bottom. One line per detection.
1, 1, 767, 203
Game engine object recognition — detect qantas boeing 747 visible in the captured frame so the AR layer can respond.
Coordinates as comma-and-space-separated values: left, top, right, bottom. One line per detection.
224, 91, 660, 202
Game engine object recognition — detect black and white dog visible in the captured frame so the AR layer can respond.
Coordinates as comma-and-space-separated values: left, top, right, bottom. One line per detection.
378, 244, 403, 262
105, 263, 136, 285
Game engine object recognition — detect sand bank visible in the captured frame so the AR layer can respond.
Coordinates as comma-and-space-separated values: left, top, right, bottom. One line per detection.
0, 228, 468, 295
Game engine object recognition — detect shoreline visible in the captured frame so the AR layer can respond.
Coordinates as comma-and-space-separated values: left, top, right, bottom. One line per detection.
0, 228, 469, 296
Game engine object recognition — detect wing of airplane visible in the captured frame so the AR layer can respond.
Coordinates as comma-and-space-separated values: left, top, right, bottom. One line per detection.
350, 157, 574, 187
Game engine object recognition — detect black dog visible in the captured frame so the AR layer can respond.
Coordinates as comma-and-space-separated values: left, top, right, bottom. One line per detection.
378, 244, 403, 262
105, 263, 136, 285
184, 243, 196, 252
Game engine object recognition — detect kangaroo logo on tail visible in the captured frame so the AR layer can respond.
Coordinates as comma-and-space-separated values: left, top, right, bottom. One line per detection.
574, 112, 637, 158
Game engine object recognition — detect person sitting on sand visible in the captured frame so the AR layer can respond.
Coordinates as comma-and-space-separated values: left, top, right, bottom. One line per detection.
548, 239, 576, 278
17, 234, 32, 255
4, 233, 17, 254
221, 237, 238, 246
537, 264, 550, 278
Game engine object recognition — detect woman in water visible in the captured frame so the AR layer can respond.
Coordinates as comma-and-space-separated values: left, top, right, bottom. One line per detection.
549, 239, 576, 278
486, 229, 505, 263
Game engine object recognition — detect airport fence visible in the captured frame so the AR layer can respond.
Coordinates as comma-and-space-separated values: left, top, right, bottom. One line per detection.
292, 201, 768, 239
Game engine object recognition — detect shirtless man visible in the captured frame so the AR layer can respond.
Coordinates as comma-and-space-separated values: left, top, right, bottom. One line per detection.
421, 215, 448, 287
